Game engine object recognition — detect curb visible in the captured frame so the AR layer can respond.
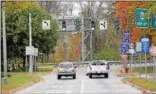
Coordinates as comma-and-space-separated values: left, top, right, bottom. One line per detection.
122, 79, 156, 94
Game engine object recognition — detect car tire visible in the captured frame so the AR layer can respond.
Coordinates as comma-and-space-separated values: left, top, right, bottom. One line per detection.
105, 73, 109, 78
73, 74, 76, 79
57, 75, 61, 80
89, 74, 92, 78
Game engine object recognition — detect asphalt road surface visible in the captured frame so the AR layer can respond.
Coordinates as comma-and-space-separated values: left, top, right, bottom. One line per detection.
16, 66, 141, 94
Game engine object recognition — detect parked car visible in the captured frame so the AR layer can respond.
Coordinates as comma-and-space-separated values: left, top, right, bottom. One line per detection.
86, 60, 110, 78
57, 62, 76, 80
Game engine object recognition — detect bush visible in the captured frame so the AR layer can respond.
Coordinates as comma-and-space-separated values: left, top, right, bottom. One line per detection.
94, 48, 120, 61
1, 73, 12, 77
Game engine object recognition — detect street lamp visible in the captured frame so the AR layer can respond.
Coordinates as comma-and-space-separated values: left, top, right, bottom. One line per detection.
2, 2, 8, 84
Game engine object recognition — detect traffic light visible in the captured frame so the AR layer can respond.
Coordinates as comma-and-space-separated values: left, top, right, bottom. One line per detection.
62, 20, 66, 31
114, 19, 120, 34
74, 18, 81, 31
91, 21, 95, 31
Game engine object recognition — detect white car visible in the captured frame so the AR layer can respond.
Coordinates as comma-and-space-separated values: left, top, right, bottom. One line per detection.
86, 60, 110, 78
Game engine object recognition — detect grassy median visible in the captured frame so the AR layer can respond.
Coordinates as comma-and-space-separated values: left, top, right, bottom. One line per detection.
125, 77, 156, 91
2, 65, 55, 93
132, 67, 153, 73
2, 74, 41, 94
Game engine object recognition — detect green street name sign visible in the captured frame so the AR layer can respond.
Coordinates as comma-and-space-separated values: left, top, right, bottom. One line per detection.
136, 8, 149, 28
151, 13, 156, 29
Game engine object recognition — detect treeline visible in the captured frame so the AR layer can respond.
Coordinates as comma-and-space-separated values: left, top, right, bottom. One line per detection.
1, 1, 59, 71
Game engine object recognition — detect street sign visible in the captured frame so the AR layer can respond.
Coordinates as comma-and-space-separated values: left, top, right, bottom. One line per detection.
76, 49, 81, 55
100, 20, 107, 31
34, 48, 38, 56
151, 13, 156, 29
124, 30, 130, 43
129, 49, 135, 54
121, 43, 129, 54
129, 43, 134, 49
141, 38, 150, 53
136, 8, 149, 28
136, 42, 142, 52
42, 20, 50, 30
150, 46, 156, 56
26, 46, 34, 55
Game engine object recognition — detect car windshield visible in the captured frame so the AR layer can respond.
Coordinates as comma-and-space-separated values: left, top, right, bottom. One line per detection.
59, 63, 73, 68
92, 61, 105, 65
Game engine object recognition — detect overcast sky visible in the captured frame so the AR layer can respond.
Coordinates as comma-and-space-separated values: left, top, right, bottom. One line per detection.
63, 2, 108, 16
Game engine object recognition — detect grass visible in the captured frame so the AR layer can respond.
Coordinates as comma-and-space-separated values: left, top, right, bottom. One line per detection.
125, 77, 156, 91
132, 67, 153, 73
2, 74, 41, 94
37, 65, 54, 72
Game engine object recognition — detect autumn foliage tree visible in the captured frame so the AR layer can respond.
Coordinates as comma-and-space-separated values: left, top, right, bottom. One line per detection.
115, 1, 156, 44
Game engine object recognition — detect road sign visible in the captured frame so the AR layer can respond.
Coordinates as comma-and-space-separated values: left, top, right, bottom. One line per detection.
136, 42, 142, 52
26, 46, 34, 55
121, 43, 129, 54
129, 43, 134, 49
124, 30, 130, 43
129, 49, 135, 54
150, 46, 156, 56
100, 20, 107, 31
151, 13, 156, 29
76, 49, 81, 55
34, 48, 38, 56
141, 38, 150, 53
42, 20, 50, 30
136, 8, 149, 28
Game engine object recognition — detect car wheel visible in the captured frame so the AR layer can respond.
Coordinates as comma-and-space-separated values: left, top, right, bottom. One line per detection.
105, 73, 109, 78
89, 74, 92, 78
73, 74, 76, 79
57, 75, 61, 80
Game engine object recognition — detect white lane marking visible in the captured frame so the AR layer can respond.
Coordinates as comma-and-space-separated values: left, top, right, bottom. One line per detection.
68, 85, 73, 88
65, 90, 72, 93
80, 80, 84, 93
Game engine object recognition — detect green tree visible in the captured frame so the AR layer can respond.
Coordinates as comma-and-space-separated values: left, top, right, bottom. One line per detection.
2, 1, 58, 71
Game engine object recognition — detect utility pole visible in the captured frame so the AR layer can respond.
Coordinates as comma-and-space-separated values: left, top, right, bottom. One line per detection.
81, 17, 84, 62
29, 13, 33, 73
2, 8, 8, 84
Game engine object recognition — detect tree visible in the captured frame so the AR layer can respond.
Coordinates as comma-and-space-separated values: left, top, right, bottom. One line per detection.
2, 1, 58, 70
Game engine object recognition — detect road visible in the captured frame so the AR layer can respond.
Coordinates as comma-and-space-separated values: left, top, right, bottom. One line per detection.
16, 66, 141, 94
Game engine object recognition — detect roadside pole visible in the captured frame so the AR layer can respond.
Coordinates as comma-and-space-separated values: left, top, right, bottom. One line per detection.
29, 13, 33, 73
145, 53, 147, 81
139, 52, 142, 78
154, 56, 156, 82
2, 9, 8, 84
90, 30, 93, 61
81, 17, 84, 62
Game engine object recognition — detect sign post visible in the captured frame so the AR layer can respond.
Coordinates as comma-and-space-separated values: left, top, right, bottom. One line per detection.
136, 42, 142, 78
141, 38, 150, 81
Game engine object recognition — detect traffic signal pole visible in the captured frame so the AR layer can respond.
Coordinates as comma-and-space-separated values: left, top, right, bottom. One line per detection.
81, 17, 84, 62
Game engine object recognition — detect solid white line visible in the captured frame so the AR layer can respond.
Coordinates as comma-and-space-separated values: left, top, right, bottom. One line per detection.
80, 80, 84, 94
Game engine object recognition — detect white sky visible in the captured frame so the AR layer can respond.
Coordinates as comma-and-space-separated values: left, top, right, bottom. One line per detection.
72, 2, 108, 16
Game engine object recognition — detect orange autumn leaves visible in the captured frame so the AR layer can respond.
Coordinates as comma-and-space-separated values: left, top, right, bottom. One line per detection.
114, 1, 152, 43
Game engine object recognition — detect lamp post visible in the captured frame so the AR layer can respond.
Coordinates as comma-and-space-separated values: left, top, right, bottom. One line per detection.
2, 4, 8, 84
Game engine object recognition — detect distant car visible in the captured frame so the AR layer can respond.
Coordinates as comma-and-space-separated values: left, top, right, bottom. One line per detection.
86, 60, 110, 78
57, 62, 76, 80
